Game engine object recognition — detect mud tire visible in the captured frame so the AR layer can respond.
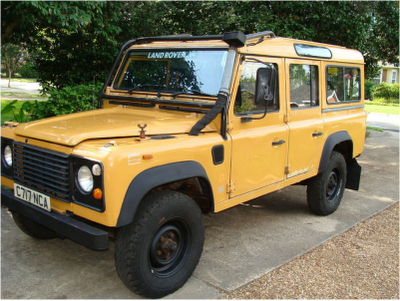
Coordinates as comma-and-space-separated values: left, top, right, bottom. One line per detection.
12, 212, 57, 239
114, 191, 205, 298
307, 151, 347, 216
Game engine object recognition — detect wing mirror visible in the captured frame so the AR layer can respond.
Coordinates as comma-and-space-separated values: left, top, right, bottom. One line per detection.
255, 67, 276, 106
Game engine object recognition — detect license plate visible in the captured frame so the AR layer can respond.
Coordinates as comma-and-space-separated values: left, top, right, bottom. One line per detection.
14, 183, 51, 212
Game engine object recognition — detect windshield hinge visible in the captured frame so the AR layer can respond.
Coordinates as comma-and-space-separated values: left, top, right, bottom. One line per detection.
227, 120, 234, 132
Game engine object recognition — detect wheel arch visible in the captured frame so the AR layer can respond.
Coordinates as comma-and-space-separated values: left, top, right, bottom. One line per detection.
318, 131, 361, 190
318, 131, 353, 174
116, 161, 213, 227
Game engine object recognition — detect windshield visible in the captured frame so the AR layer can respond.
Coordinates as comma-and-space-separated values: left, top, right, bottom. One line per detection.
113, 49, 228, 96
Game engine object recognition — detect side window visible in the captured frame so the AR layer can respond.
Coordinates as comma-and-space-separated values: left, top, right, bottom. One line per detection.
234, 61, 279, 115
326, 66, 361, 103
289, 64, 319, 109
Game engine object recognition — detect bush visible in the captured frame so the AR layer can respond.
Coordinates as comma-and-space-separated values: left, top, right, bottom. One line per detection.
32, 83, 103, 120
364, 80, 375, 100
371, 82, 399, 104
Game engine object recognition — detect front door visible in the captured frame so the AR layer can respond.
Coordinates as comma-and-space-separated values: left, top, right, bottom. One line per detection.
229, 57, 288, 198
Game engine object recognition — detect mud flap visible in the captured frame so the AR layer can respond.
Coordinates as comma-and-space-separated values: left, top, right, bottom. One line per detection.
346, 158, 362, 190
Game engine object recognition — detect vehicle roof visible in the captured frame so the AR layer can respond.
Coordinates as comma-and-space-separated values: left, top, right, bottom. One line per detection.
241, 36, 364, 64
127, 32, 364, 64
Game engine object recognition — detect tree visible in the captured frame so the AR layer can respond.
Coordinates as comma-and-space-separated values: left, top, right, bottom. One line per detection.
1, 1, 127, 89
1, 43, 25, 87
1, 1, 398, 87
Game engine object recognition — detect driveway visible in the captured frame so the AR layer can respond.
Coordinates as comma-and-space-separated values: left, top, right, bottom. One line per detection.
366, 112, 399, 132
1, 126, 398, 299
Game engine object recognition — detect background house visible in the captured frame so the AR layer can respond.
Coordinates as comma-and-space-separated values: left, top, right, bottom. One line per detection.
373, 62, 399, 85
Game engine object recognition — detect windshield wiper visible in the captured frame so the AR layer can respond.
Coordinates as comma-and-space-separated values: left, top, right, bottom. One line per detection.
171, 90, 214, 98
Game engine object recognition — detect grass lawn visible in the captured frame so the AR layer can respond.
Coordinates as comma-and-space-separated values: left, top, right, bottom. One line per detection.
364, 104, 399, 115
2, 78, 38, 83
1, 92, 44, 99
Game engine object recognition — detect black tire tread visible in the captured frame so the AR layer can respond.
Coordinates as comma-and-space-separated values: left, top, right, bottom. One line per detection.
12, 212, 57, 239
114, 190, 204, 298
307, 151, 347, 216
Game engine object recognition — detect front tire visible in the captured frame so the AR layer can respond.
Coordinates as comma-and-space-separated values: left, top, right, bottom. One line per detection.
115, 191, 205, 298
307, 151, 347, 216
12, 212, 57, 239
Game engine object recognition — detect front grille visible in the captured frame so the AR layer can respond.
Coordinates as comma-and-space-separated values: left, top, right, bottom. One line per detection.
13, 142, 71, 202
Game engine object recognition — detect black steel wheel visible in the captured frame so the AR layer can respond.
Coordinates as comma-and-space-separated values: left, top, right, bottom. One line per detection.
115, 191, 204, 298
307, 151, 347, 216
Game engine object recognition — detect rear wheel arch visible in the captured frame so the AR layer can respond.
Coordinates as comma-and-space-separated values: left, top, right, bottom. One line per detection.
116, 161, 213, 227
318, 131, 353, 173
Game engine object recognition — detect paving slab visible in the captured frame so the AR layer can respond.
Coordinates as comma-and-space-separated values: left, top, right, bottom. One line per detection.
1, 130, 398, 299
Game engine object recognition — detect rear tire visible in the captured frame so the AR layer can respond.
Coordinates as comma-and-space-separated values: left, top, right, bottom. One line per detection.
115, 191, 205, 298
12, 212, 57, 239
307, 151, 347, 216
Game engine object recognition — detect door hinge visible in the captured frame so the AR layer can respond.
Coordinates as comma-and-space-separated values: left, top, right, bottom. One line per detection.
285, 166, 290, 175
227, 182, 236, 194
284, 113, 290, 123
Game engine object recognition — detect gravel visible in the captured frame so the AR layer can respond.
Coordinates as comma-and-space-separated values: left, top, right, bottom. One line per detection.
222, 202, 399, 299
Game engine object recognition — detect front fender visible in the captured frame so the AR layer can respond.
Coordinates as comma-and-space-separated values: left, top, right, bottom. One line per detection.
116, 161, 211, 227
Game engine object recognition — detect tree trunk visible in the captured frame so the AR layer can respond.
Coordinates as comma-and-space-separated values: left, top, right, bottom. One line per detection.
8, 69, 12, 88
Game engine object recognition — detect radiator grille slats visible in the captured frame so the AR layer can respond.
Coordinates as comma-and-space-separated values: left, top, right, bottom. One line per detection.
13, 142, 71, 202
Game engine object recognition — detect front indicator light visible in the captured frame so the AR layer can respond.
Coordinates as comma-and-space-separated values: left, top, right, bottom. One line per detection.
77, 165, 94, 193
93, 188, 103, 200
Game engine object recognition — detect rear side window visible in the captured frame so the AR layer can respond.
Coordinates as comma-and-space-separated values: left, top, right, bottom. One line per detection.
289, 64, 319, 109
326, 66, 361, 104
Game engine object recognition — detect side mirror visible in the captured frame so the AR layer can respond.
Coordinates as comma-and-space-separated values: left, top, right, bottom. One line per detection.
255, 68, 276, 106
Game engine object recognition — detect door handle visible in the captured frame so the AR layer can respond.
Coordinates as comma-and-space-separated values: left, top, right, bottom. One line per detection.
272, 139, 286, 146
312, 132, 323, 137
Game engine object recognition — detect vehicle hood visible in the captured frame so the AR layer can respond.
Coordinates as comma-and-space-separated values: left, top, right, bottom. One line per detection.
15, 107, 215, 146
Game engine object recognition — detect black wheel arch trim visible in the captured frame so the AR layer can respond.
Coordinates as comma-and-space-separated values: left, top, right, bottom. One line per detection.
117, 161, 213, 227
318, 131, 361, 191
318, 131, 353, 174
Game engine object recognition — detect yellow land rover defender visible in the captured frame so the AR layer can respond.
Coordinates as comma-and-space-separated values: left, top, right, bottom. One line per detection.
1, 31, 366, 298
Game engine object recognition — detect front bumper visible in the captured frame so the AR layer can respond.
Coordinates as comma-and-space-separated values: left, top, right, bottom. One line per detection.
1, 188, 109, 251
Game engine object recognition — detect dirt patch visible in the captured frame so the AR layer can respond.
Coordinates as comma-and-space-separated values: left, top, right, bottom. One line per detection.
222, 202, 399, 299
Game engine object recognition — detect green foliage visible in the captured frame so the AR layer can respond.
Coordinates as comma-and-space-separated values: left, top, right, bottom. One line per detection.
1, 43, 25, 86
371, 83, 399, 104
2, 1, 125, 89
364, 80, 375, 100
32, 83, 102, 119
1, 1, 399, 85
1, 100, 34, 123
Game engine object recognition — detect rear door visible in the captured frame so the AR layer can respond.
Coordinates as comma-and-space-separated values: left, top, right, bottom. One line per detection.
285, 59, 324, 179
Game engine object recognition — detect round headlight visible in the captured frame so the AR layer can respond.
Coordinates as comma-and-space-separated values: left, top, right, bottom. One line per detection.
77, 166, 93, 193
4, 145, 12, 167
